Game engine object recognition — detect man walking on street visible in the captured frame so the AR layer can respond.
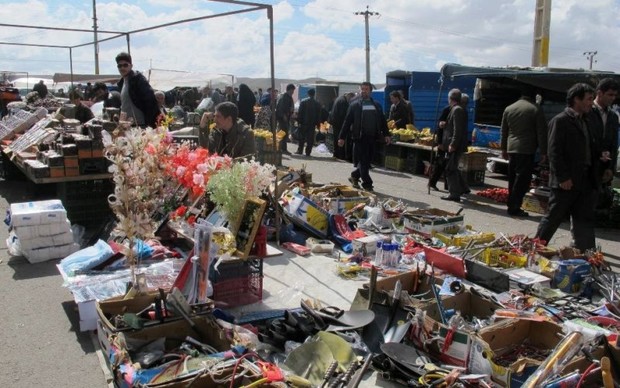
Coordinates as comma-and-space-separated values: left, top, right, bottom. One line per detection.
329, 92, 355, 160
296, 88, 322, 157
276, 83, 296, 155
500, 86, 548, 217
338, 82, 390, 192
440, 89, 468, 202
535, 83, 598, 252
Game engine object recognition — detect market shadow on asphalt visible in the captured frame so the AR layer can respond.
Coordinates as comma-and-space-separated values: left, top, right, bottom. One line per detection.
60, 300, 99, 354
6, 255, 62, 280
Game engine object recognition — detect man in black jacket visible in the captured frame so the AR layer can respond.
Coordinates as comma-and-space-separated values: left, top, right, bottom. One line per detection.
115, 52, 159, 128
535, 83, 598, 252
338, 82, 390, 192
329, 92, 355, 160
296, 88, 322, 156
276, 83, 295, 155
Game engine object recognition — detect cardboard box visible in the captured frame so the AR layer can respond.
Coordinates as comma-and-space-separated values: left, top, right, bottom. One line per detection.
403, 208, 464, 236
553, 259, 591, 293
109, 315, 232, 388
422, 290, 501, 367
64, 156, 79, 168
468, 319, 564, 387
282, 191, 329, 238
352, 234, 384, 256
49, 166, 65, 178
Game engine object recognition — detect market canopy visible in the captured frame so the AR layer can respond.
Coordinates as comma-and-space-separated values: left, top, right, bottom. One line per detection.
146, 69, 233, 91
52, 73, 119, 84
440, 63, 620, 93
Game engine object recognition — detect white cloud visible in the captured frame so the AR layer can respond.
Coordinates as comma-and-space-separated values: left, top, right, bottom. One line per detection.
1, 0, 619, 85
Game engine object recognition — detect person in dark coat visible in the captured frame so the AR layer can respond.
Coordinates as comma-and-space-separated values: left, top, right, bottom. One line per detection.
535, 83, 598, 252
237, 83, 257, 127
440, 89, 468, 202
428, 105, 451, 191
115, 52, 159, 128
296, 88, 322, 156
208, 102, 256, 159
587, 78, 619, 191
33, 80, 48, 99
388, 90, 412, 128
329, 92, 355, 160
338, 82, 391, 192
276, 83, 296, 154
68, 89, 94, 124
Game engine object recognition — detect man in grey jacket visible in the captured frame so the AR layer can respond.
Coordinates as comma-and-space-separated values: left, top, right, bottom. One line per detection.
500, 86, 548, 217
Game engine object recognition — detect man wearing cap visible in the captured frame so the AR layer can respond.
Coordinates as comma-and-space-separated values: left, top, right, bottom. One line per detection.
296, 88, 322, 157
115, 52, 159, 128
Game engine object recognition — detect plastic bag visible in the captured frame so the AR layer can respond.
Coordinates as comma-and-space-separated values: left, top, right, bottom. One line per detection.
196, 97, 214, 113
58, 239, 115, 276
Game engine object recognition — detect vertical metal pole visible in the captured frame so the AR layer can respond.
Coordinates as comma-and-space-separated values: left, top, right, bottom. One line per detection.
93, 0, 100, 74
364, 11, 370, 82
267, 6, 281, 245
531, 0, 551, 67
126, 33, 131, 55
69, 47, 74, 87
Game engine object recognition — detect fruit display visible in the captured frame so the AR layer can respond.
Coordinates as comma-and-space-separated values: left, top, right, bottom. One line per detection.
389, 126, 433, 143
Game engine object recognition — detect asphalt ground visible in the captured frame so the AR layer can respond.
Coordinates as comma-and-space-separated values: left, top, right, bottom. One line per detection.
0, 145, 618, 387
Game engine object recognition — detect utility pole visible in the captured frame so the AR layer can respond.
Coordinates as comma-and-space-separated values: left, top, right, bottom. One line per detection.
583, 51, 597, 70
93, 0, 100, 74
355, 5, 379, 83
531, 0, 551, 67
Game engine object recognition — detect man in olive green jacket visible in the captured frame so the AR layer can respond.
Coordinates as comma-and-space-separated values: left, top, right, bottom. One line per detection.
208, 102, 256, 159
500, 87, 548, 217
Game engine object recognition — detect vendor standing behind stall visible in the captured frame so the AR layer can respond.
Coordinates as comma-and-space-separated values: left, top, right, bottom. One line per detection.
208, 102, 256, 159
115, 52, 159, 128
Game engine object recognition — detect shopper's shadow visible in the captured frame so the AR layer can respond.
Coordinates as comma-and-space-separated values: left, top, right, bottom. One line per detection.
60, 300, 99, 354
6, 255, 62, 280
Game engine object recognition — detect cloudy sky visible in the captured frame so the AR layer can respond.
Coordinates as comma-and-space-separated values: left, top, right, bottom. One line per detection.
1, 0, 619, 85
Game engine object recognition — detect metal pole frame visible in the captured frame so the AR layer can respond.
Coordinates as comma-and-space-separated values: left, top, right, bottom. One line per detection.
0, 0, 279, 243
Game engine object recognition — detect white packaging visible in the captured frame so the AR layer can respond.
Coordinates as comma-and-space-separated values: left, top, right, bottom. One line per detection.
352, 234, 385, 256
14, 220, 72, 239
10, 199, 67, 227
18, 231, 75, 251
23, 242, 79, 264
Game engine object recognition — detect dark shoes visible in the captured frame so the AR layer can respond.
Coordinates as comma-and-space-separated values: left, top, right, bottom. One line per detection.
428, 184, 439, 191
282, 150, 292, 155
295, 150, 303, 155
441, 196, 461, 202
508, 209, 529, 217
362, 185, 374, 192
348, 176, 361, 189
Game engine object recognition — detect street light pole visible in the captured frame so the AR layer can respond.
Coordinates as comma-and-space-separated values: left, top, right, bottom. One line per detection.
355, 6, 379, 83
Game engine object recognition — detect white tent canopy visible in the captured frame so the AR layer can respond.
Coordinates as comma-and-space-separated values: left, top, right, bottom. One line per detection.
146, 69, 234, 91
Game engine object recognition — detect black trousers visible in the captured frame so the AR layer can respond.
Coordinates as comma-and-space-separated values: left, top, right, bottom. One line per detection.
445, 152, 464, 198
277, 118, 289, 152
351, 139, 375, 188
297, 126, 315, 155
429, 151, 447, 187
536, 185, 597, 252
507, 153, 535, 213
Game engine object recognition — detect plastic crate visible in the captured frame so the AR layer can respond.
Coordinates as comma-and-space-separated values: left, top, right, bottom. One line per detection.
57, 179, 114, 202
384, 155, 406, 172
212, 273, 263, 307
209, 257, 263, 283
78, 158, 107, 175
460, 152, 488, 171
384, 144, 408, 158
404, 150, 425, 175
257, 149, 282, 166
465, 170, 485, 186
